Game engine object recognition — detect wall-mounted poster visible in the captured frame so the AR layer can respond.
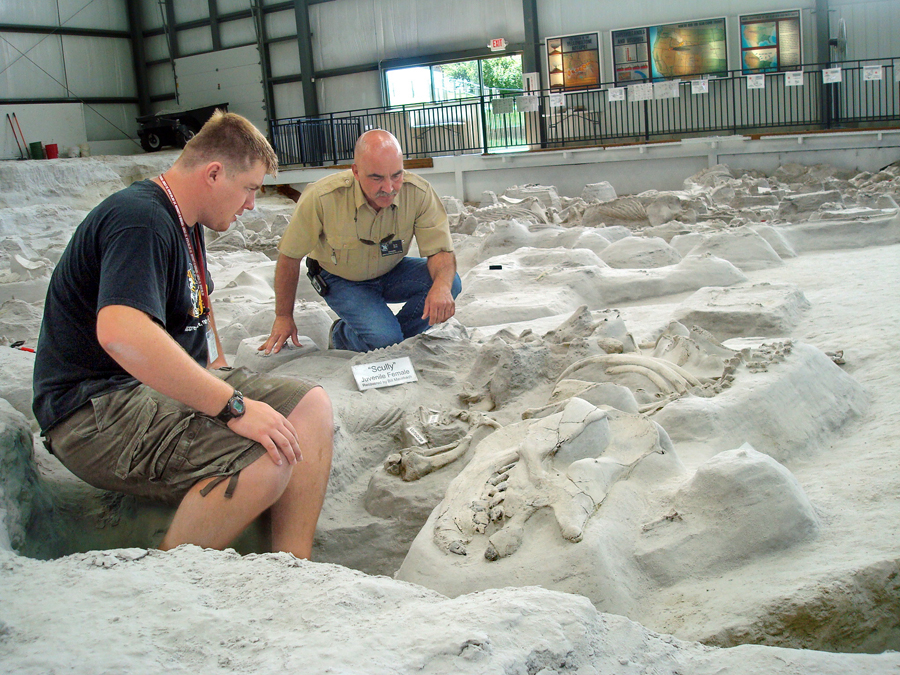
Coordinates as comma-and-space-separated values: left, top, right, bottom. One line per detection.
612, 28, 650, 82
740, 10, 801, 74
547, 33, 601, 91
612, 17, 727, 84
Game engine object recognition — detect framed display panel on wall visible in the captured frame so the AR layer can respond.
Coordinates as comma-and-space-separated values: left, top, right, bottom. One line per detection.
739, 10, 802, 74
612, 17, 727, 84
547, 33, 601, 91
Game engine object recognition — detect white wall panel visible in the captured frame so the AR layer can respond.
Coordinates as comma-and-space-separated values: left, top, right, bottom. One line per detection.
175, 45, 266, 129
319, 71, 382, 112
0, 102, 86, 159
63, 36, 135, 97
148, 62, 177, 99
59, 0, 128, 31
831, 0, 900, 61
310, 0, 523, 70
269, 40, 300, 78
174, 0, 210, 24
218, 0, 255, 13
141, 0, 166, 31
0, 33, 68, 98
178, 26, 214, 55
273, 81, 305, 119
309, 1, 376, 69
83, 102, 140, 141
0, 1, 62, 26
265, 9, 297, 40
145, 33, 171, 62
220, 17, 257, 48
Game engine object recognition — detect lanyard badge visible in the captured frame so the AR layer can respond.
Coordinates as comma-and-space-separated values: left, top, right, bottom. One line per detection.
158, 174, 218, 363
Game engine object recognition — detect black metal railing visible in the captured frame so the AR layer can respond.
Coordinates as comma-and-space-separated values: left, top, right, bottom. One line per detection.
269, 57, 900, 167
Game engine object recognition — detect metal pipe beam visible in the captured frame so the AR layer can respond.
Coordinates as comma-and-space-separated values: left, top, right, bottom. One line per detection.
0, 96, 138, 105
163, 0, 179, 60
0, 24, 128, 38
125, 0, 151, 115
293, 0, 318, 117
208, 0, 222, 51
521, 0, 540, 76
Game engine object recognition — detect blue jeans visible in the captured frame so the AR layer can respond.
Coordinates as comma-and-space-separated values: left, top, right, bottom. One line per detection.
320, 257, 462, 352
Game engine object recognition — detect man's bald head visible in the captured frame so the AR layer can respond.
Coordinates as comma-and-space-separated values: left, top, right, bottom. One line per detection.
354, 129, 403, 164
352, 130, 405, 211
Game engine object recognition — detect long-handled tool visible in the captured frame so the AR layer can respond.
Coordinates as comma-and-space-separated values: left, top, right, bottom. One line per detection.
12, 112, 29, 158
6, 113, 26, 159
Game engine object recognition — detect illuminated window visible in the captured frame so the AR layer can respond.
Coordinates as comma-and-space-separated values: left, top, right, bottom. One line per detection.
385, 55, 522, 106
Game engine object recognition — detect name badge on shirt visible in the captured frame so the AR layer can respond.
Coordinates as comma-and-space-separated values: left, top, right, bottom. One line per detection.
380, 240, 403, 257
206, 325, 219, 364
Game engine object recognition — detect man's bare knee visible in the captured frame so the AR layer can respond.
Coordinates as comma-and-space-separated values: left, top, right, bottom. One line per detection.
240, 455, 293, 504
292, 385, 332, 419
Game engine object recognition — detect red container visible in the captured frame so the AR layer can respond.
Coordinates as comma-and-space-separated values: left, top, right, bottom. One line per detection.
45, 143, 59, 159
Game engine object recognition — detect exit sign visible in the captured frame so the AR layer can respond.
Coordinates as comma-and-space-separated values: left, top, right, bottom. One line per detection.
489, 38, 508, 51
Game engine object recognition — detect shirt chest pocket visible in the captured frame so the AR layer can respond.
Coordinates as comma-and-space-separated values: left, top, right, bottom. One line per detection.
323, 231, 363, 251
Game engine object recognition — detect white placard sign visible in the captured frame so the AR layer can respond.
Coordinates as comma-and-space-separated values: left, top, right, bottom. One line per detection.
608, 87, 625, 102
785, 70, 804, 86
352, 357, 418, 391
747, 74, 765, 90
491, 97, 515, 114
654, 80, 680, 99
691, 79, 709, 94
628, 83, 653, 102
823, 67, 842, 84
863, 65, 883, 81
549, 92, 566, 107
406, 426, 427, 445
516, 94, 539, 112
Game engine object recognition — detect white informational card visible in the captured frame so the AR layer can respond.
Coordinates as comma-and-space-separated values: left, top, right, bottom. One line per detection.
549, 92, 566, 107
785, 71, 804, 87
823, 67, 842, 84
352, 357, 418, 391
691, 79, 709, 95
747, 74, 765, 90
516, 94, 539, 112
628, 83, 653, 102
608, 87, 625, 102
491, 97, 515, 114
654, 80, 680, 99
863, 65, 883, 81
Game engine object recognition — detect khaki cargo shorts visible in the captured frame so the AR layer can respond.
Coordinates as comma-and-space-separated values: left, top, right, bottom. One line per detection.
46, 368, 318, 505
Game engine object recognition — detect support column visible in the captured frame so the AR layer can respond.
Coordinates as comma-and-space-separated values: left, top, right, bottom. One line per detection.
815, 0, 833, 128
251, 0, 275, 127
125, 0, 151, 115
521, 0, 540, 78
521, 0, 546, 148
208, 0, 222, 51
293, 0, 319, 117
163, 0, 179, 59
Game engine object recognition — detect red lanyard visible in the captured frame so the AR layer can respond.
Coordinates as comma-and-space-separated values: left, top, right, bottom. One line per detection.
158, 173, 210, 317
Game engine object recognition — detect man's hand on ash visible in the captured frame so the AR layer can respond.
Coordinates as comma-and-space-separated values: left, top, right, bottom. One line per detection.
227, 398, 302, 466
422, 283, 456, 325
259, 315, 301, 354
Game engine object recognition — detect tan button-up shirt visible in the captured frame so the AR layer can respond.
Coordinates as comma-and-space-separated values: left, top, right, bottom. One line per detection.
279, 169, 454, 282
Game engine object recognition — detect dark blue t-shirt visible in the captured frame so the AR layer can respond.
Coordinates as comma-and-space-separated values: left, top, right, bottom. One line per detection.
32, 179, 211, 432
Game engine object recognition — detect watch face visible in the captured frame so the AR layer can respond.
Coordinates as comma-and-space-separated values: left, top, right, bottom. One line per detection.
231, 396, 245, 416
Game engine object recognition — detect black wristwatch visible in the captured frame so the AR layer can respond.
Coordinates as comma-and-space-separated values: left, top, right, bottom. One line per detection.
216, 390, 245, 423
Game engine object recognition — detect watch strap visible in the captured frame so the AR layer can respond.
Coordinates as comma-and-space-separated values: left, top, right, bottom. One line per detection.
216, 390, 245, 422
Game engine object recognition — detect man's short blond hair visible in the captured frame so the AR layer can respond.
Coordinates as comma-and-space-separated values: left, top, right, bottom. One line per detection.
179, 110, 278, 176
